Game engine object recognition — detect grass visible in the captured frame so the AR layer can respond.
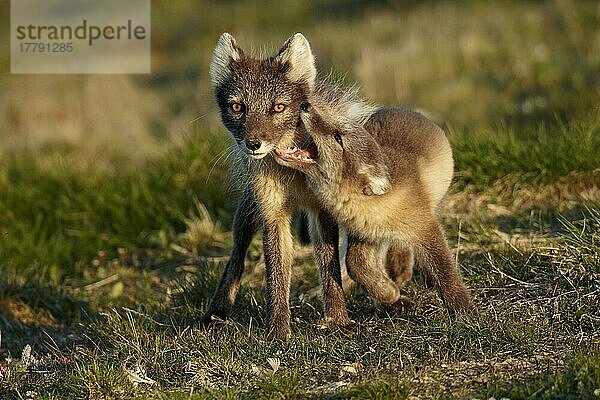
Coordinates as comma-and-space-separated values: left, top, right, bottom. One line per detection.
486, 350, 600, 399
0, 118, 598, 398
450, 113, 600, 190
0, 127, 232, 283
1, 0, 600, 398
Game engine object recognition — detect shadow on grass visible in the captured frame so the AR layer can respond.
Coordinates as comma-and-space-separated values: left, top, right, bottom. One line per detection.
139, 258, 267, 335
494, 201, 600, 235
157, 252, 451, 341
482, 348, 600, 400
0, 273, 91, 356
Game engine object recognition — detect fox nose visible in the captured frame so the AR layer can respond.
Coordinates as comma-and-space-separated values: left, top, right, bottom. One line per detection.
245, 139, 262, 152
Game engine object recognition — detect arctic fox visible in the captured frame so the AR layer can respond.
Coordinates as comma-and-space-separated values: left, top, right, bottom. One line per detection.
204, 32, 381, 339
275, 105, 472, 313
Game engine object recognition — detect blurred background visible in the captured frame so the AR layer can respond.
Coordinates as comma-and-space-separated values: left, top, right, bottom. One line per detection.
2, 1, 599, 162
0, 0, 599, 340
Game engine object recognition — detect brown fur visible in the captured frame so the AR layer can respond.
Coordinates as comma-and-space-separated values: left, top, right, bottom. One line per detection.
203, 33, 379, 339
203, 150, 354, 339
282, 106, 472, 313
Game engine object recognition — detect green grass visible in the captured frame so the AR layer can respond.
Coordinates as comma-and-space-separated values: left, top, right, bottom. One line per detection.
1, 0, 600, 398
485, 350, 600, 400
1, 195, 599, 398
450, 113, 600, 189
0, 128, 232, 283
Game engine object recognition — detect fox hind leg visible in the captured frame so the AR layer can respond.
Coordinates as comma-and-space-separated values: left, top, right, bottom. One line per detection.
415, 222, 472, 314
345, 236, 402, 306
385, 244, 414, 289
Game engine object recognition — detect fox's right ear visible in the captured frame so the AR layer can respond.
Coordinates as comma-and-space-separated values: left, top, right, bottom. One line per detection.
275, 33, 317, 90
355, 128, 392, 196
362, 170, 392, 196
210, 33, 244, 89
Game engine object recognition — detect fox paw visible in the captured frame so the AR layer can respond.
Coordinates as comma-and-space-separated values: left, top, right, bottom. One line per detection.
199, 308, 229, 328
387, 295, 415, 314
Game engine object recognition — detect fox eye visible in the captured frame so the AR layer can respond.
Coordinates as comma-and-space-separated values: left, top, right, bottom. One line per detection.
231, 103, 243, 113
334, 132, 343, 147
273, 103, 286, 113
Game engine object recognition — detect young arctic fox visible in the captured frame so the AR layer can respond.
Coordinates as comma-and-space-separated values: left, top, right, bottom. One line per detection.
204, 32, 384, 339
275, 105, 472, 313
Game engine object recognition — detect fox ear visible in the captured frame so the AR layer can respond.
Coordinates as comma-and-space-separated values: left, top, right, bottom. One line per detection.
276, 33, 316, 89
210, 33, 243, 88
355, 128, 392, 196
357, 160, 392, 196
363, 171, 392, 196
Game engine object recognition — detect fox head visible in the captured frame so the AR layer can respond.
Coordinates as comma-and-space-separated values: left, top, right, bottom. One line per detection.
210, 33, 316, 159
275, 105, 391, 196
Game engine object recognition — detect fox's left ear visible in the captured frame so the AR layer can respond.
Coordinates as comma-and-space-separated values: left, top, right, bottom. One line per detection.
276, 33, 317, 90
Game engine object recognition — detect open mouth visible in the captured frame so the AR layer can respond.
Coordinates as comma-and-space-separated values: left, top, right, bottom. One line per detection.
274, 145, 317, 164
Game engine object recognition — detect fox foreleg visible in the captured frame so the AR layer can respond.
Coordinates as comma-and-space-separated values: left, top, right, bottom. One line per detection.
308, 211, 351, 328
201, 186, 258, 325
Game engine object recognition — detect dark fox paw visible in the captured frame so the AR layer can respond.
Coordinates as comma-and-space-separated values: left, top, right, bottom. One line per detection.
387, 295, 415, 314
266, 325, 291, 341
320, 315, 354, 329
199, 309, 228, 328
444, 287, 474, 316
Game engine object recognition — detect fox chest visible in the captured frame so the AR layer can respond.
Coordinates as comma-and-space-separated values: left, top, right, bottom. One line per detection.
251, 167, 322, 216
317, 188, 385, 237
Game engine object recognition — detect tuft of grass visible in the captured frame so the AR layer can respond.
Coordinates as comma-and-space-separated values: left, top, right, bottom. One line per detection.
338, 380, 410, 400
560, 205, 600, 262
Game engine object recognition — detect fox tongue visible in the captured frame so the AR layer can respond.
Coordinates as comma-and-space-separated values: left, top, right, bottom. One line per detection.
276, 148, 312, 157
274, 147, 315, 163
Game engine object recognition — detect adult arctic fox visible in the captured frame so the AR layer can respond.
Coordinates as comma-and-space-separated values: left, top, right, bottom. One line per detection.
275, 105, 472, 313
203, 32, 383, 339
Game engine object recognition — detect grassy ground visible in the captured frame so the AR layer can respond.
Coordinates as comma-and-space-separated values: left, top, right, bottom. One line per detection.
3, 114, 599, 400
1, 1, 600, 399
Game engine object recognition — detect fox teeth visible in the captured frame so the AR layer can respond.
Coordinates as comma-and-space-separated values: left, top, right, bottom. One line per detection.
287, 146, 298, 151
